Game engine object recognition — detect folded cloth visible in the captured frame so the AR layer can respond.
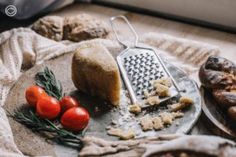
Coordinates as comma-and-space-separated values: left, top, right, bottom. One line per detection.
0, 28, 219, 156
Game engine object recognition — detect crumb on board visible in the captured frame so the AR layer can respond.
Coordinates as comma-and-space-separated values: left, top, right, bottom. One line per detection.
179, 96, 194, 105
160, 112, 174, 125
170, 96, 193, 111
152, 116, 164, 130
124, 78, 193, 133
129, 103, 141, 114
138, 111, 185, 131
175, 122, 180, 126
171, 111, 184, 118
170, 103, 183, 112
111, 119, 118, 125
153, 77, 172, 87
154, 83, 170, 97
146, 96, 160, 106
107, 128, 135, 140
106, 126, 112, 130
140, 116, 154, 131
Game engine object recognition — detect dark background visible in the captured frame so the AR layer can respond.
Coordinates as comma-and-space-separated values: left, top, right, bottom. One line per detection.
1, 1, 236, 33
0, 13, 38, 32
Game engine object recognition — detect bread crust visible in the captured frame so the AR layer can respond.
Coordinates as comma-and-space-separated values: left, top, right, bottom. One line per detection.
199, 56, 236, 120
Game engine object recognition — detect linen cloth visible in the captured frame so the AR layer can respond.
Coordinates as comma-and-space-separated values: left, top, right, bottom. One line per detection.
0, 28, 219, 156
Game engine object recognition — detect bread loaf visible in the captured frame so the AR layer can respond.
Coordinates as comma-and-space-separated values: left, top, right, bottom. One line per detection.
199, 56, 236, 121
72, 43, 121, 106
32, 16, 64, 41
63, 14, 109, 42
199, 56, 236, 89
32, 14, 109, 42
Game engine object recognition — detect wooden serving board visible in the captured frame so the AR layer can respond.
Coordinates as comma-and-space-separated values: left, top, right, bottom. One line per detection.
4, 52, 201, 157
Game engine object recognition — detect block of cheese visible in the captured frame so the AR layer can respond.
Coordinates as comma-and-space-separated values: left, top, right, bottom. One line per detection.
72, 43, 121, 106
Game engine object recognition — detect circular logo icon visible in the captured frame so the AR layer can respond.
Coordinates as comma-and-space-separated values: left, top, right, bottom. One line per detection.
5, 5, 17, 17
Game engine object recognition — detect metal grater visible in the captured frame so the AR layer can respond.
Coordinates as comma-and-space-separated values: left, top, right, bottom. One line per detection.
110, 15, 183, 108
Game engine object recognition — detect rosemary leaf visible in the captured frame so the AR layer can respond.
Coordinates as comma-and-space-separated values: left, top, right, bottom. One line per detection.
35, 67, 63, 100
9, 67, 84, 150
9, 110, 83, 150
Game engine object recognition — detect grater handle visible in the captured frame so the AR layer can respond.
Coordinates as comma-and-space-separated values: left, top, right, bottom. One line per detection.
110, 15, 139, 48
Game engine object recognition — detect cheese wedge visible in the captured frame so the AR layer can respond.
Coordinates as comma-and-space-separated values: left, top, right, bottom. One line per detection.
72, 43, 121, 106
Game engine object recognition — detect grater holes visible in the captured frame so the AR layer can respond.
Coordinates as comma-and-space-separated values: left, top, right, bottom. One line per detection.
137, 79, 143, 85
128, 71, 134, 76
130, 60, 136, 65
145, 66, 151, 71
150, 75, 156, 80
146, 61, 152, 66
137, 84, 142, 89
132, 80, 138, 86
150, 69, 156, 74
143, 82, 149, 88
140, 62, 146, 67
139, 67, 146, 73
134, 54, 139, 58
122, 52, 169, 100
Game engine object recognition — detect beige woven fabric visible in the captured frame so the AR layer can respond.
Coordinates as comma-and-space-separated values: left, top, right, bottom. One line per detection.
0, 28, 219, 156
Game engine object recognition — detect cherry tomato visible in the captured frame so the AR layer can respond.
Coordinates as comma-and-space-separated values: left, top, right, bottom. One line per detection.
25, 85, 47, 107
60, 96, 80, 113
36, 96, 61, 119
61, 107, 89, 132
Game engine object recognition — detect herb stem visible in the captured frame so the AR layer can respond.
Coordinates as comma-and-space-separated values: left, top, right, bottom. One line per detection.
9, 67, 84, 151
35, 67, 63, 100
9, 110, 83, 150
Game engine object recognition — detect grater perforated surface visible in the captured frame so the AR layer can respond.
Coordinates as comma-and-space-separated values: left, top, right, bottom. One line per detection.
117, 47, 178, 107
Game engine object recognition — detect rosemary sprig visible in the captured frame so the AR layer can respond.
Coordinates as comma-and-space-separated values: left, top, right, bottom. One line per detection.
35, 67, 63, 100
9, 110, 84, 150
10, 67, 85, 150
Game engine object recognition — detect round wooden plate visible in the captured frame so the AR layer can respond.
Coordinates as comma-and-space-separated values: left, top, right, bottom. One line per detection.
201, 87, 236, 140
4, 53, 201, 157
